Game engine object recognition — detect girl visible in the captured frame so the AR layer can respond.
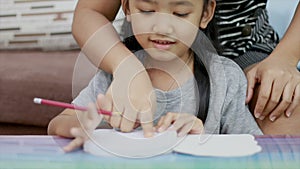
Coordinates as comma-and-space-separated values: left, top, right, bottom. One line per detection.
48, 0, 262, 152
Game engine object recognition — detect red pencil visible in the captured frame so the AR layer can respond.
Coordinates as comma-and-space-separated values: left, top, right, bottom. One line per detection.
33, 97, 113, 116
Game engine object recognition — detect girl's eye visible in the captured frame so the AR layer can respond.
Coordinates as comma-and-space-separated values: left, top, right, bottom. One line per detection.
174, 12, 189, 17
140, 9, 155, 15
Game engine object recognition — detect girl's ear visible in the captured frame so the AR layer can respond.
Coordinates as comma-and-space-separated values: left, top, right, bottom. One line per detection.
199, 0, 216, 29
121, 0, 131, 22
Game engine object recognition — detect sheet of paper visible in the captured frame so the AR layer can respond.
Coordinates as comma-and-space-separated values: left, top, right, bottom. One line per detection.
84, 130, 261, 158
84, 129, 182, 158
173, 134, 262, 157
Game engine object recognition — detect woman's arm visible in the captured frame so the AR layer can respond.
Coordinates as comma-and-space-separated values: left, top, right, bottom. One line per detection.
72, 0, 132, 73
272, 2, 300, 64
71, 0, 155, 137
245, 3, 300, 121
72, 0, 121, 46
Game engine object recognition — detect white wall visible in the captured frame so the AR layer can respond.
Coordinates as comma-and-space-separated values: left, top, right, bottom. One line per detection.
267, 0, 298, 38
0, 0, 79, 50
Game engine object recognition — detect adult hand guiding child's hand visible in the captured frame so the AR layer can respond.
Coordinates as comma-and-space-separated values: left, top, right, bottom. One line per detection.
98, 57, 156, 138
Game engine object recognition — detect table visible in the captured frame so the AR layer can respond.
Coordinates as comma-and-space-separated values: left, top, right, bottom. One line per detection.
0, 135, 300, 169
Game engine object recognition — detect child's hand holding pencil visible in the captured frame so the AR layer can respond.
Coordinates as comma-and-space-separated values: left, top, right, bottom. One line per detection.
62, 103, 103, 152
34, 97, 105, 152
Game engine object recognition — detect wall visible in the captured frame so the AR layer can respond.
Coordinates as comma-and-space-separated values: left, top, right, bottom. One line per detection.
0, 0, 78, 50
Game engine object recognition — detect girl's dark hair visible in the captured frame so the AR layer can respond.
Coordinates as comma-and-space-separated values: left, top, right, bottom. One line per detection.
121, 0, 219, 122
202, 1, 221, 53
195, 0, 220, 122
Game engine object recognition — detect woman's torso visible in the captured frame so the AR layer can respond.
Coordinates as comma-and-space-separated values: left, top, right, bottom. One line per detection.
215, 0, 279, 59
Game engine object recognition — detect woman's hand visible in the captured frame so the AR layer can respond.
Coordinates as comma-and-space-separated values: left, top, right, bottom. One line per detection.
98, 58, 156, 137
245, 54, 300, 122
155, 112, 204, 137
63, 103, 103, 152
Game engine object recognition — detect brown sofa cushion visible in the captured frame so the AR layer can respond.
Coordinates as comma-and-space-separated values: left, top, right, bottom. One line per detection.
0, 50, 80, 132
0, 123, 46, 135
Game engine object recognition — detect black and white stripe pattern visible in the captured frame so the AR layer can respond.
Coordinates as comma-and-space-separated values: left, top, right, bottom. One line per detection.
215, 0, 279, 60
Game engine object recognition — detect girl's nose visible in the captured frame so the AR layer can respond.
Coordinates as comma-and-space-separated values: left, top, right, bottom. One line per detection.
152, 13, 174, 35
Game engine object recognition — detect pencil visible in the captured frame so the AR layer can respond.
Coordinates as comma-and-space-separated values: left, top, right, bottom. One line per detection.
33, 97, 113, 116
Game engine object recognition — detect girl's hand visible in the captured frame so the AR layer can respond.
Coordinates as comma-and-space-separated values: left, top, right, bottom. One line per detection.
155, 112, 204, 137
245, 54, 300, 122
63, 103, 103, 152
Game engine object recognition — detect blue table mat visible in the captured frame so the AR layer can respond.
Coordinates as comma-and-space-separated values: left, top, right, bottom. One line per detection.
0, 135, 299, 169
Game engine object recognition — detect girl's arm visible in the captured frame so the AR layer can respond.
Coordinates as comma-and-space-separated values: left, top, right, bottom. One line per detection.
47, 109, 81, 137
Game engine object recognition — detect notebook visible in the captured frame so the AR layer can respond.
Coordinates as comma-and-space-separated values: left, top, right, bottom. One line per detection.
84, 129, 261, 158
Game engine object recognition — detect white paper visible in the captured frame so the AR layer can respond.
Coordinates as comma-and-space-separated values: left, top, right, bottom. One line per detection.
84, 129, 182, 158
84, 130, 261, 158
173, 134, 262, 157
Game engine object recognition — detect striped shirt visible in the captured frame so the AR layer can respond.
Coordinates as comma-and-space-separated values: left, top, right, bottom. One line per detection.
215, 0, 279, 60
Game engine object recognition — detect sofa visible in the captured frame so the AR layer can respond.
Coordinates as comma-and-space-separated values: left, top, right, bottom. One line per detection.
1, 0, 299, 135
0, 50, 82, 135
0, 0, 87, 135
0, 1, 124, 135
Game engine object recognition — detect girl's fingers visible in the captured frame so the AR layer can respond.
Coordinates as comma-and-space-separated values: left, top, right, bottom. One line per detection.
177, 123, 193, 137
64, 103, 105, 153
189, 118, 204, 134
87, 103, 103, 129
97, 93, 113, 122
172, 114, 194, 132
87, 103, 98, 120
76, 110, 85, 123
63, 127, 86, 152
156, 113, 203, 137
175, 115, 202, 137
63, 137, 84, 152
76, 111, 92, 132
157, 113, 177, 132
70, 127, 88, 139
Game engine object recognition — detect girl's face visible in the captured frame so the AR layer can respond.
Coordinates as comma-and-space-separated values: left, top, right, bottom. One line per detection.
122, 0, 215, 62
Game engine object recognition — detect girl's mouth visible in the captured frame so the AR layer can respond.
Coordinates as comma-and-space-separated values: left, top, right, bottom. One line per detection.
151, 40, 176, 50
